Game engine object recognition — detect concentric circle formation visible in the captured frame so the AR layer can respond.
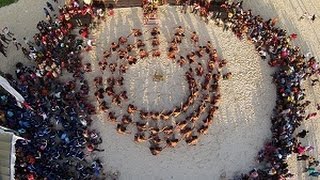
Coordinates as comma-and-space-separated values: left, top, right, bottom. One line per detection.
123, 57, 189, 112
92, 22, 231, 155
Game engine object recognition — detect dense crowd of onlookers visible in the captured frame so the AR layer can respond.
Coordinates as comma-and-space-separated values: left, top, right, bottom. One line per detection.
0, 0, 107, 179
176, 0, 320, 179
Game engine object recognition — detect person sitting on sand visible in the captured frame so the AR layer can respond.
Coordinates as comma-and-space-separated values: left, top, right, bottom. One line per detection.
172, 35, 182, 44
109, 63, 117, 74
136, 121, 148, 132
185, 134, 199, 145
139, 49, 149, 59
103, 49, 112, 60
132, 28, 142, 37
119, 91, 128, 100
134, 132, 148, 143
177, 56, 187, 66
127, 104, 137, 114
175, 26, 185, 37
127, 55, 137, 65
196, 63, 204, 76
152, 49, 161, 57
98, 101, 109, 112
186, 52, 196, 64
117, 49, 128, 59
149, 144, 164, 155
198, 124, 209, 134
118, 36, 127, 45
151, 36, 160, 47
151, 27, 160, 36
136, 39, 145, 48
116, 123, 131, 135
111, 42, 119, 51
107, 112, 117, 123
167, 51, 176, 60
166, 136, 179, 147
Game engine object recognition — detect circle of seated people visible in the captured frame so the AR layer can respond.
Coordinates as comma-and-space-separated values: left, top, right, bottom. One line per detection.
91, 25, 231, 155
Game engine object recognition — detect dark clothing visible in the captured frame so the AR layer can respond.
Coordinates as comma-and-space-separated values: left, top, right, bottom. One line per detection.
44, 8, 50, 17
0, 34, 10, 44
297, 130, 308, 138
297, 154, 309, 161
0, 44, 7, 57
46, 2, 54, 11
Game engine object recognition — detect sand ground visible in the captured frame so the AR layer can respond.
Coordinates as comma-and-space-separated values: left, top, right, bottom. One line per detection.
0, 0, 319, 179
86, 6, 275, 179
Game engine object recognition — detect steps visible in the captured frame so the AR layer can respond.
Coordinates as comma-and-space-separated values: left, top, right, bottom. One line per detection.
0, 133, 11, 142
93, 0, 142, 8
0, 133, 13, 179
93, 0, 179, 8
145, 16, 160, 25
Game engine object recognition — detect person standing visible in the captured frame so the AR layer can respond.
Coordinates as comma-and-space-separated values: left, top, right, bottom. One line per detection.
12, 37, 21, 50
297, 129, 309, 138
0, 42, 7, 57
299, 12, 309, 20
46, 1, 55, 11
0, 33, 10, 44
43, 7, 52, 23
2, 27, 14, 38
181, 1, 188, 14
23, 37, 33, 47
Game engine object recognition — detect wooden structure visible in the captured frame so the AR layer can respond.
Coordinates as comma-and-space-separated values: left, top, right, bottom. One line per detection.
92, 0, 177, 8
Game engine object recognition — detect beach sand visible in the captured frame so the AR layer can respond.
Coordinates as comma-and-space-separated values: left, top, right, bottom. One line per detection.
86, 6, 275, 179
0, 0, 319, 179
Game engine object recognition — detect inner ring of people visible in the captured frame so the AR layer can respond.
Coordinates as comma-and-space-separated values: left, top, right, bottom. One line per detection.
92, 26, 230, 155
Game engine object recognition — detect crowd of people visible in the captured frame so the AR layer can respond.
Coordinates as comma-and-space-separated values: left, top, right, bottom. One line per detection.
175, 0, 320, 179
0, 0, 319, 178
91, 22, 231, 155
0, 27, 16, 57
0, 0, 108, 179
142, 0, 160, 24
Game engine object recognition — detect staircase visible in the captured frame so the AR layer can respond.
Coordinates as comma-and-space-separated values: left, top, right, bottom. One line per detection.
93, 0, 178, 8
93, 0, 142, 8
145, 15, 160, 26
0, 133, 13, 180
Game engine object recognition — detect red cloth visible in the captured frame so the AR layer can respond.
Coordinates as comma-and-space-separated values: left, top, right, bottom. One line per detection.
108, 10, 114, 16
281, 50, 288, 58
87, 144, 94, 152
27, 174, 35, 180
297, 145, 306, 154
290, 33, 298, 40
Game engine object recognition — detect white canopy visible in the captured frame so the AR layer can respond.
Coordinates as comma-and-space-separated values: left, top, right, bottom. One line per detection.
0, 75, 25, 108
